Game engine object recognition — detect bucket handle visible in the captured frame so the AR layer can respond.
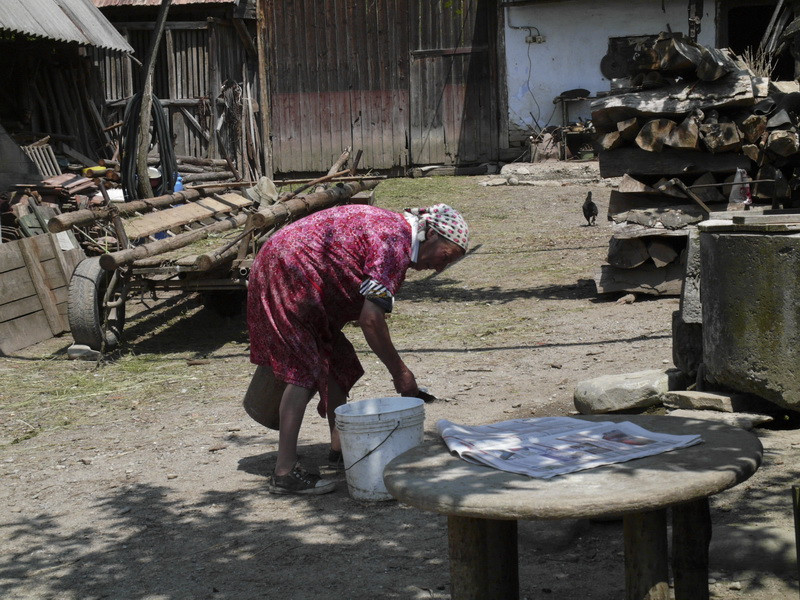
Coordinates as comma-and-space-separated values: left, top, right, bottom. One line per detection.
344, 422, 400, 472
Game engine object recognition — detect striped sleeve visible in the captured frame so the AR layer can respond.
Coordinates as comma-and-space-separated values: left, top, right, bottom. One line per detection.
359, 278, 394, 312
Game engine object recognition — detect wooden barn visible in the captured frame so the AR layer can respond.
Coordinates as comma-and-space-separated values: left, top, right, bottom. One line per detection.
0, 0, 133, 189
92, 0, 263, 179
92, 0, 504, 176
259, 0, 503, 174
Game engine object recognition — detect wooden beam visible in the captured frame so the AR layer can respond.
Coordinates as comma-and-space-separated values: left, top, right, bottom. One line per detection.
232, 17, 257, 58
599, 147, 751, 178
18, 237, 67, 335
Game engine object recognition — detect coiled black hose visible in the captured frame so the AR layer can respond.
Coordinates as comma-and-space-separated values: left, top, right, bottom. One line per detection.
120, 93, 178, 201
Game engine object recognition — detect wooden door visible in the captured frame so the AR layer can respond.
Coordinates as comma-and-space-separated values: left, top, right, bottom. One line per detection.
409, 0, 498, 166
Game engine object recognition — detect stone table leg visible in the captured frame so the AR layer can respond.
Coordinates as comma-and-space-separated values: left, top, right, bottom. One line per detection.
623, 509, 669, 600
672, 497, 711, 600
447, 515, 518, 600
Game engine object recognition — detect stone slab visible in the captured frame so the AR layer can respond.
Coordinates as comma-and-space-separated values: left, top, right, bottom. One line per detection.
700, 231, 800, 410
384, 415, 762, 521
666, 409, 774, 430
574, 368, 689, 415
679, 227, 702, 323
662, 390, 763, 413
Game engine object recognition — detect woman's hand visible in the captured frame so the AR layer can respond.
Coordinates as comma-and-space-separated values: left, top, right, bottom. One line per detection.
393, 367, 419, 397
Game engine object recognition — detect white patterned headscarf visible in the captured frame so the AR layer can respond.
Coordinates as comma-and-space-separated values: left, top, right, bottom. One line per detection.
403, 204, 469, 251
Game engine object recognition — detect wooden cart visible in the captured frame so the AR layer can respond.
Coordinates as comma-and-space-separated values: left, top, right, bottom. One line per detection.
49, 180, 379, 351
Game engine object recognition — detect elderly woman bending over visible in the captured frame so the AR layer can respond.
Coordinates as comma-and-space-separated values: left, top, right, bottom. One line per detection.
244, 203, 469, 495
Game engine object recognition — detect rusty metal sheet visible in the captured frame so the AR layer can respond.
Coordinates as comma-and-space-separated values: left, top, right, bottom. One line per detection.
0, 0, 133, 52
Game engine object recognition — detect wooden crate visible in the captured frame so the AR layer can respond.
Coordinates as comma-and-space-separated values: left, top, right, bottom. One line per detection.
0, 234, 85, 355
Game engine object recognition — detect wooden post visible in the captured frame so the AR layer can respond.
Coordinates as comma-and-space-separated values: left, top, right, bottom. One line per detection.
623, 510, 669, 600
256, 0, 273, 177
208, 18, 220, 159
447, 516, 518, 600
137, 0, 172, 199
672, 498, 711, 600
793, 486, 800, 591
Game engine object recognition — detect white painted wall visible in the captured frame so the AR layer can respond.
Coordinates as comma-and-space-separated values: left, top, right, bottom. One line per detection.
504, 0, 717, 141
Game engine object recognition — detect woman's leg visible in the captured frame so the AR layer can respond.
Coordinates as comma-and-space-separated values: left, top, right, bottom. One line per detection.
326, 377, 347, 452
275, 383, 314, 476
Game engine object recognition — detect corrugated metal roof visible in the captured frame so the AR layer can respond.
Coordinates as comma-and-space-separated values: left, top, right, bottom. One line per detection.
0, 0, 133, 52
93, 0, 235, 6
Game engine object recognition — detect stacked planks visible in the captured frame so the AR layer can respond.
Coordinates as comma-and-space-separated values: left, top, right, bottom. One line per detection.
0, 234, 85, 354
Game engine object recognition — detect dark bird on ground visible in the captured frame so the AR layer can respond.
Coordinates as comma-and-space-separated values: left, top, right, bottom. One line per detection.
582, 191, 598, 226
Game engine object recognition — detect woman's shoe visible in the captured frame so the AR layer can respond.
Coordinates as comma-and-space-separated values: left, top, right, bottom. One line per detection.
269, 463, 336, 495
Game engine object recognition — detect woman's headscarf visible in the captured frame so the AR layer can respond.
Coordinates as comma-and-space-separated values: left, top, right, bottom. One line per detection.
403, 203, 469, 251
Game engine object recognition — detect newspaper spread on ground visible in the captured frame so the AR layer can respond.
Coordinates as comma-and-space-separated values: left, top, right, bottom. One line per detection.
436, 416, 703, 479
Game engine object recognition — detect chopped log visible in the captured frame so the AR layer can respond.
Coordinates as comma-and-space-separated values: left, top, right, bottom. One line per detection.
741, 144, 762, 162
175, 156, 229, 167
618, 174, 658, 194
659, 35, 703, 73
700, 123, 743, 153
766, 130, 800, 156
590, 71, 757, 132
654, 178, 691, 198
691, 172, 725, 204
697, 47, 739, 81
182, 171, 235, 182
647, 239, 679, 267
597, 131, 624, 151
739, 114, 767, 143
665, 112, 701, 150
594, 261, 685, 296
315, 147, 351, 193
599, 147, 752, 178
616, 118, 640, 141
753, 165, 790, 201
635, 119, 677, 152
607, 237, 649, 269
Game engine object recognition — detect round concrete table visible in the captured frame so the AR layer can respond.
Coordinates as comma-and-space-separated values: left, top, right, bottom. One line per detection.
383, 415, 763, 600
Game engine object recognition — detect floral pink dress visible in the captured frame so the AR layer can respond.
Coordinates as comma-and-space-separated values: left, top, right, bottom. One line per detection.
247, 205, 412, 416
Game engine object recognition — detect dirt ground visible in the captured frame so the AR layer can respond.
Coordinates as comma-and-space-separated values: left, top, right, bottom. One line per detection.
1, 165, 798, 600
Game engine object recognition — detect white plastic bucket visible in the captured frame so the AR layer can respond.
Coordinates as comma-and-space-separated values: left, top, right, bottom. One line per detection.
335, 397, 425, 501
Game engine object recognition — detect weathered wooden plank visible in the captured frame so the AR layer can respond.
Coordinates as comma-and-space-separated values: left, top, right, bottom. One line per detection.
0, 294, 43, 323
19, 237, 67, 335
0, 243, 26, 274
599, 147, 751, 178
0, 311, 54, 355
124, 195, 250, 240
591, 71, 757, 132
0, 267, 38, 304
595, 261, 685, 296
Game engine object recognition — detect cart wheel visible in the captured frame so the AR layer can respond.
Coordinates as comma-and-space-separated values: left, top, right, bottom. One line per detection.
68, 257, 126, 351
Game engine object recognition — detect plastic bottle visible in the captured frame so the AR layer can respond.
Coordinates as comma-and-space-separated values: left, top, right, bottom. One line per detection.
174, 174, 184, 192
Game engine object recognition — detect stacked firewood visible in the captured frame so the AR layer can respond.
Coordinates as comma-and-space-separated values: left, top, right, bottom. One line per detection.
590, 31, 796, 296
